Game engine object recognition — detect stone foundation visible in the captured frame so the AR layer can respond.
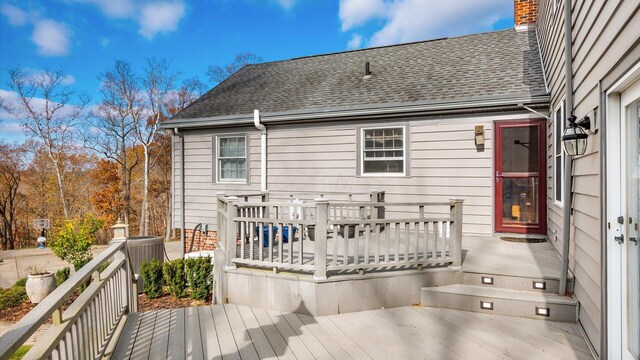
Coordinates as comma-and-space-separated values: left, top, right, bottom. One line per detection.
184, 229, 218, 253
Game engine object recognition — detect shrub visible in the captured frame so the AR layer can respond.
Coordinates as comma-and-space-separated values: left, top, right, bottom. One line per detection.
51, 215, 103, 267
140, 259, 164, 299
186, 257, 212, 301
9, 345, 31, 360
14, 278, 27, 287
163, 259, 186, 298
0, 286, 27, 311
55, 267, 70, 286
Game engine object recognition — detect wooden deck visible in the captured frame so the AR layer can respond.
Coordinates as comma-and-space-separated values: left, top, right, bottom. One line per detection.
112, 304, 593, 360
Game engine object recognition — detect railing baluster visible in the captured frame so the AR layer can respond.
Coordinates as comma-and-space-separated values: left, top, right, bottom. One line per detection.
332, 226, 338, 266
364, 224, 370, 265
354, 224, 360, 265
375, 224, 381, 264
434, 221, 440, 260
288, 225, 294, 264
414, 222, 420, 261
278, 223, 284, 264
259, 221, 264, 262
394, 223, 400, 262
249, 222, 255, 261
240, 218, 246, 260
404, 222, 410, 262
343, 225, 349, 265
384, 222, 390, 263
424, 221, 430, 260
268, 223, 274, 262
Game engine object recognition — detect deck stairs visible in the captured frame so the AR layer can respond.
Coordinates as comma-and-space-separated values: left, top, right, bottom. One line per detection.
420, 270, 579, 322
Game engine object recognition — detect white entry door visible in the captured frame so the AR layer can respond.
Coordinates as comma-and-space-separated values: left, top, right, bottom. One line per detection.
607, 73, 640, 360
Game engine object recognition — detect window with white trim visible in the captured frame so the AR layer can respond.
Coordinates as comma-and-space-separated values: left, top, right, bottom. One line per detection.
553, 100, 565, 205
361, 126, 406, 175
216, 135, 247, 182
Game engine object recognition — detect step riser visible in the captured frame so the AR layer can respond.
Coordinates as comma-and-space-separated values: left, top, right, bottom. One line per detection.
420, 291, 578, 322
462, 273, 571, 294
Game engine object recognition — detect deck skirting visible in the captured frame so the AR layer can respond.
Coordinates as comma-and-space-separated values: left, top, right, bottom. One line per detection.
223, 266, 460, 316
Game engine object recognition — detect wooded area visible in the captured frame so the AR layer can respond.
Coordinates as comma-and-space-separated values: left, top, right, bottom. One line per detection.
0, 54, 260, 250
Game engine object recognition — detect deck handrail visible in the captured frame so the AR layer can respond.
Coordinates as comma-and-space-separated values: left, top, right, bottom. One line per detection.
217, 192, 464, 280
0, 240, 136, 360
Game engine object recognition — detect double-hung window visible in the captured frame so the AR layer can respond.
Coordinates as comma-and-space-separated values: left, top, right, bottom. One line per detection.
361, 126, 406, 175
553, 101, 565, 205
216, 135, 247, 183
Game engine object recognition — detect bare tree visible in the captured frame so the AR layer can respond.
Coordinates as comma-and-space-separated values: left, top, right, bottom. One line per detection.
206, 52, 263, 84
3, 68, 89, 218
135, 58, 177, 235
166, 77, 207, 114
84, 60, 140, 226
0, 142, 26, 250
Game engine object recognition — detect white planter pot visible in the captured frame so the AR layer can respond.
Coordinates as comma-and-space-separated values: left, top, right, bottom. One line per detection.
26, 272, 56, 304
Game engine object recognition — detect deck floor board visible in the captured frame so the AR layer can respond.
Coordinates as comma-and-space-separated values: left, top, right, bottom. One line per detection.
115, 305, 592, 359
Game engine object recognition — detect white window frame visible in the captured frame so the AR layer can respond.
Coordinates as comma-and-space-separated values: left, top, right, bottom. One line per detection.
215, 134, 248, 183
553, 100, 565, 207
360, 125, 408, 177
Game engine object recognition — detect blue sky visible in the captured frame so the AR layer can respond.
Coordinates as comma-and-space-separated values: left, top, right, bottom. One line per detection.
0, 0, 514, 142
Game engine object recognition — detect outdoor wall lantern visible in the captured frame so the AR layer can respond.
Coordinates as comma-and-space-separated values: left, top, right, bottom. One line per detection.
562, 115, 590, 156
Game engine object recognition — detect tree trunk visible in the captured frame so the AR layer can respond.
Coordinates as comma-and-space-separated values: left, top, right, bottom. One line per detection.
139, 146, 150, 236
121, 147, 130, 226
52, 159, 69, 218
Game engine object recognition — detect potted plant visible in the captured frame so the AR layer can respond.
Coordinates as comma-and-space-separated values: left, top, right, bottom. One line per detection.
25, 266, 57, 304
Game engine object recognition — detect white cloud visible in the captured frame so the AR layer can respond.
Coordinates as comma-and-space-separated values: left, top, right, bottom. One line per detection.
71, 0, 136, 18
339, 0, 512, 47
69, 0, 186, 40
1, 4, 74, 56
0, 3, 29, 26
101, 37, 109, 47
339, 0, 386, 31
31, 19, 72, 56
138, 2, 186, 39
347, 33, 363, 49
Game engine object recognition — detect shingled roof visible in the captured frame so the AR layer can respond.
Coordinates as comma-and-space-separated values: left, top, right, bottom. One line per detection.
172, 29, 547, 121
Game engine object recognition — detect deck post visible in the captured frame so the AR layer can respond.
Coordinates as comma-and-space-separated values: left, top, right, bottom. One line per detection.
261, 191, 270, 217
314, 198, 329, 280
370, 190, 386, 220
225, 196, 239, 270
449, 198, 464, 269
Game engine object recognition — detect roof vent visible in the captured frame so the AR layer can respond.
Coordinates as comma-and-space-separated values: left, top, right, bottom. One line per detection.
363, 61, 372, 80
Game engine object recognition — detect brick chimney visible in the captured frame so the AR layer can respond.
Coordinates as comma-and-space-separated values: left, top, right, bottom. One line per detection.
514, 0, 537, 31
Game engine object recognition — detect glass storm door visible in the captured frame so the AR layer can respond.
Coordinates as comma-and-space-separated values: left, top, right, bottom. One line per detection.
613, 79, 639, 360
495, 120, 546, 234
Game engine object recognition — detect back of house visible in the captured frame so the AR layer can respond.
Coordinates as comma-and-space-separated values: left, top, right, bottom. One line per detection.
162, 1, 640, 358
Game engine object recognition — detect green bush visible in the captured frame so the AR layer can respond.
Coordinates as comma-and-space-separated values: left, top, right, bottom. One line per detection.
186, 257, 212, 301
163, 259, 186, 298
9, 345, 31, 360
14, 278, 27, 287
51, 215, 103, 267
140, 259, 164, 299
0, 286, 27, 311
55, 267, 70, 286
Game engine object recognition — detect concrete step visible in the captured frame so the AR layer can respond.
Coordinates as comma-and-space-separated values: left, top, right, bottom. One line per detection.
420, 284, 578, 322
462, 271, 573, 294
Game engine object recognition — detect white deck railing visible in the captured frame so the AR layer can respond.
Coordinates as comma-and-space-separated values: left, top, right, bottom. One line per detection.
218, 192, 464, 279
0, 240, 137, 360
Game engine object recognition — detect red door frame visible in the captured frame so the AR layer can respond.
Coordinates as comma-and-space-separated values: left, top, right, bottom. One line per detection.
494, 119, 547, 234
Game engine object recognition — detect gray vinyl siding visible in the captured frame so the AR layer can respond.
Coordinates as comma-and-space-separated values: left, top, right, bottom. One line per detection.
172, 112, 541, 236
537, 0, 640, 355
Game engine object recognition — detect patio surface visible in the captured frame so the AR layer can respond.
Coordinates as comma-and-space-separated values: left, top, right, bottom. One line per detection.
113, 304, 593, 360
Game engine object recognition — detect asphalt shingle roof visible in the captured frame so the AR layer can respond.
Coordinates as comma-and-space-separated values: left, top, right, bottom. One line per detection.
173, 29, 547, 120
